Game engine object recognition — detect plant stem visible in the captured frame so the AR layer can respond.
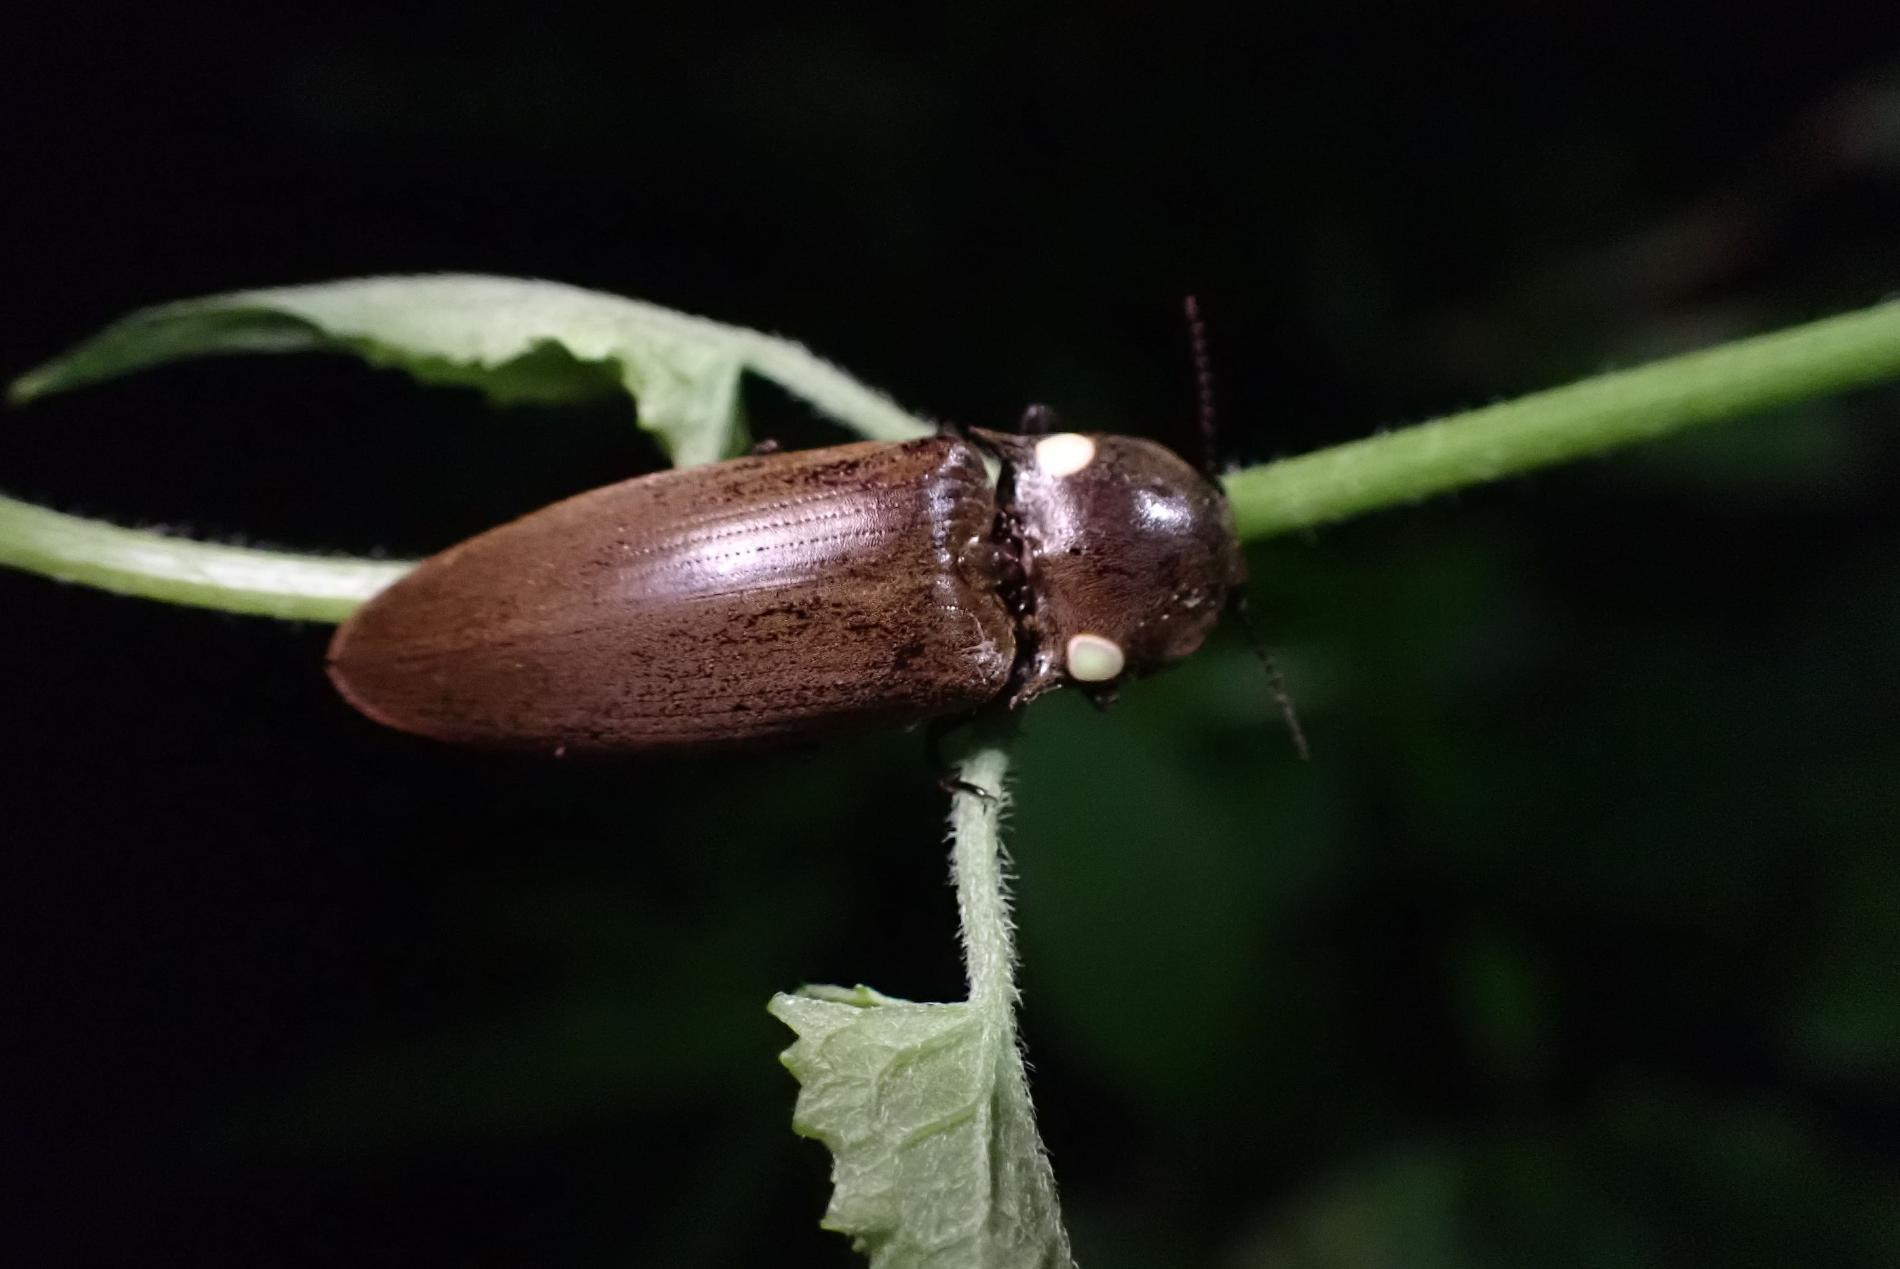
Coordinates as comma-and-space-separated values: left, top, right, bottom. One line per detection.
0, 492, 409, 621
741, 331, 936, 445
950, 745, 1017, 1016
1223, 299, 1900, 541
946, 742, 1075, 1267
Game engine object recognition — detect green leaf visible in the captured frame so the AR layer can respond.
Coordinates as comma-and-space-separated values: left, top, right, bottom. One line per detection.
768, 988, 1070, 1269
3, 275, 934, 616
769, 747, 1073, 1269
11, 274, 932, 466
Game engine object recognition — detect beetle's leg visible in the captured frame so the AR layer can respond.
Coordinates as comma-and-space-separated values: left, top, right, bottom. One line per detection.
930, 740, 998, 803
925, 714, 1012, 801
938, 773, 998, 802
1019, 403, 1064, 435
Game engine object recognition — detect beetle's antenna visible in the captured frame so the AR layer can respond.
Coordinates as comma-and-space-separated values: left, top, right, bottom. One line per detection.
1184, 295, 1220, 478
1188, 296, 1305, 756
1229, 591, 1310, 761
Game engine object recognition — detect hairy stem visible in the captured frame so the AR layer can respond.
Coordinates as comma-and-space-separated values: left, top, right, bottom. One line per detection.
950, 745, 1017, 1016
947, 742, 1074, 1267
1222, 299, 1900, 540
739, 330, 935, 445
0, 492, 408, 621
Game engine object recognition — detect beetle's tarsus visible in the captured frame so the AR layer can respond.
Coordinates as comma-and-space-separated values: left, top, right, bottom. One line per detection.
939, 774, 998, 802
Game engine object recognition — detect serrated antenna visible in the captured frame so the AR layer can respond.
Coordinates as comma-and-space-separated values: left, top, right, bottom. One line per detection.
1183, 294, 1220, 478
1230, 592, 1310, 761
1188, 296, 1309, 760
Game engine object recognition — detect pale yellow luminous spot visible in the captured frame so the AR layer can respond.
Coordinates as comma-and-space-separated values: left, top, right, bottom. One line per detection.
1033, 432, 1096, 478
1065, 633, 1125, 682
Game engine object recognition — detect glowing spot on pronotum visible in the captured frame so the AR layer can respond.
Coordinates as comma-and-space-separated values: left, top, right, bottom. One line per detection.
1065, 633, 1125, 682
1034, 432, 1096, 477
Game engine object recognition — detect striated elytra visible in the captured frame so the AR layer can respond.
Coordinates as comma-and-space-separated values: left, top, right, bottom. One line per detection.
326, 418, 1243, 754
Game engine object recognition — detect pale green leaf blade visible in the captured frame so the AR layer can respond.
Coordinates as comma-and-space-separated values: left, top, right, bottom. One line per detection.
768, 988, 1072, 1269
11, 274, 931, 466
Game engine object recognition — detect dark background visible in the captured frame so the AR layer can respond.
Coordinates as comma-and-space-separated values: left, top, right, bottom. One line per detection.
4, 4, 1899, 1266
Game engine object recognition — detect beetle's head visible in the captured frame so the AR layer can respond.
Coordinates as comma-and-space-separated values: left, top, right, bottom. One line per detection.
972, 428, 1245, 704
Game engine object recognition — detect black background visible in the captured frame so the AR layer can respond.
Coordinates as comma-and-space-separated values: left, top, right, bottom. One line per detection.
4, 4, 1899, 1266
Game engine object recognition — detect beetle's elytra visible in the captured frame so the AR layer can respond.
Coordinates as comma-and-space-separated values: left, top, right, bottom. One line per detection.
326, 417, 1243, 754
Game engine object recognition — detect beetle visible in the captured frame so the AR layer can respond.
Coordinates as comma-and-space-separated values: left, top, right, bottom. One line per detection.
325, 407, 1247, 755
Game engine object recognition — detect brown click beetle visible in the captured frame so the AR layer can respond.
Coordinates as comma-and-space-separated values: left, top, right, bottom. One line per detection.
326, 407, 1247, 755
